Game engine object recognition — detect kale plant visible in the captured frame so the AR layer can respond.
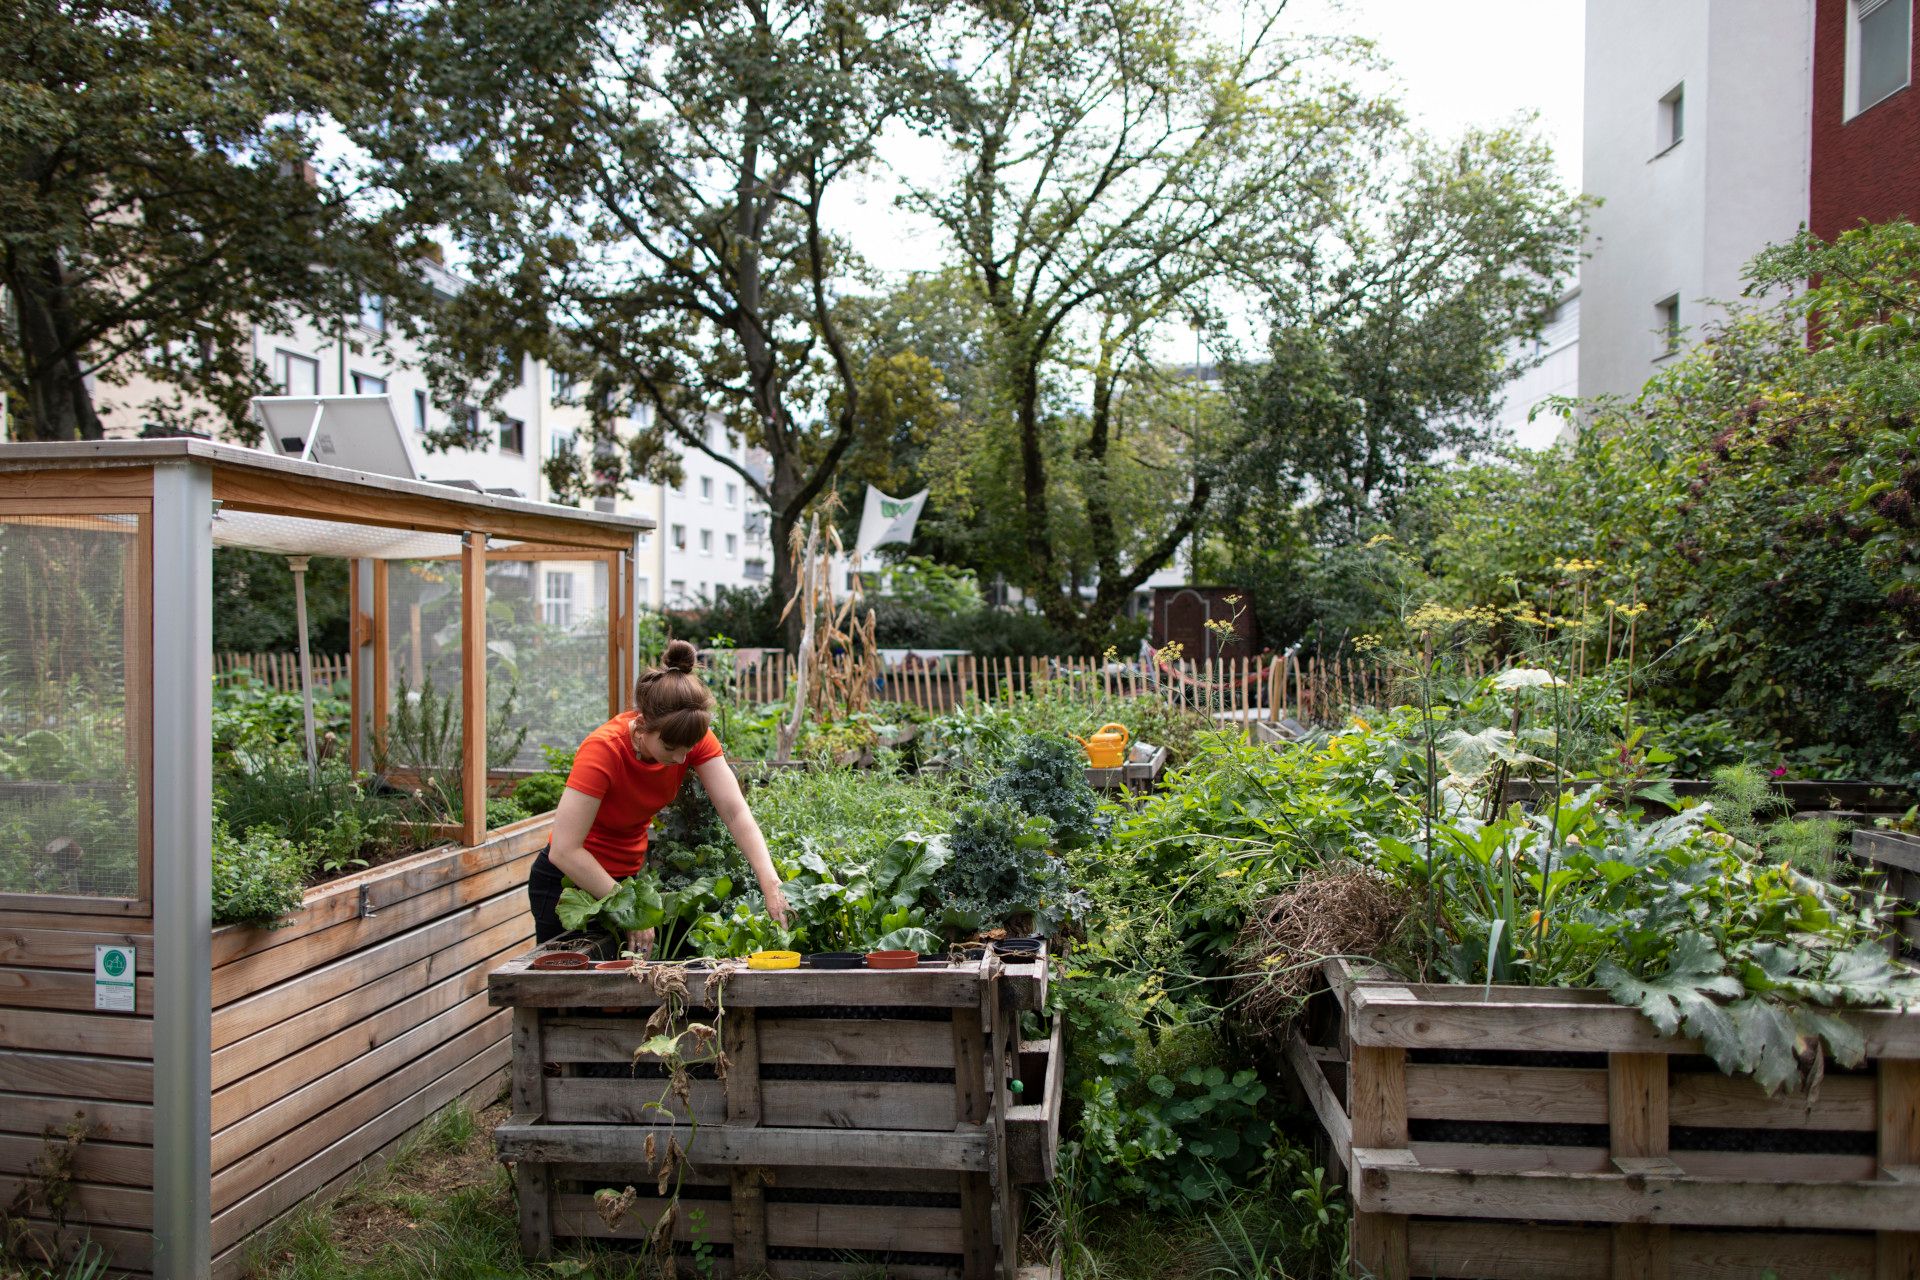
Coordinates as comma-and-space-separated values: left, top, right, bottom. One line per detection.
984, 733, 1109, 846
933, 800, 1078, 934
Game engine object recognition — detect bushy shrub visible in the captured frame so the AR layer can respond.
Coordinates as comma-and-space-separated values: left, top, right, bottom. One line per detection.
509, 770, 567, 815
212, 825, 310, 926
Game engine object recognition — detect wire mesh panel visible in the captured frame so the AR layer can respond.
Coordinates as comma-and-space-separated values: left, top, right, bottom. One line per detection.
381, 557, 467, 801
0, 514, 142, 899
493, 558, 611, 769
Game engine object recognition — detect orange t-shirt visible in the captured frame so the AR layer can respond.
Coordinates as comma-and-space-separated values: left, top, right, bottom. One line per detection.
564, 712, 723, 878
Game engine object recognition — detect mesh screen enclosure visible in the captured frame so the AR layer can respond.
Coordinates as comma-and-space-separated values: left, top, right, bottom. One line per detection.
0, 514, 142, 899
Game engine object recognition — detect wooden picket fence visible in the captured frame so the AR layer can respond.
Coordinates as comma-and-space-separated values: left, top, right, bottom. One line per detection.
216, 651, 350, 691
218, 647, 1437, 726
724, 650, 1417, 726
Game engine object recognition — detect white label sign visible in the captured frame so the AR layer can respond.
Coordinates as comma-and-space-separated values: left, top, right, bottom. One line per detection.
94, 945, 135, 1012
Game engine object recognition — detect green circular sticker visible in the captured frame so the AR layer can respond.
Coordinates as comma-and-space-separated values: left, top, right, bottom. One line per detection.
102, 950, 127, 977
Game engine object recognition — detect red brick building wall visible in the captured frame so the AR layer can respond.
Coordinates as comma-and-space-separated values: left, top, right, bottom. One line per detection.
1812, 0, 1920, 239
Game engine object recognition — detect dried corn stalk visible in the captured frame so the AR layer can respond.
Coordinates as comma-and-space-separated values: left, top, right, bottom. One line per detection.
774, 498, 878, 761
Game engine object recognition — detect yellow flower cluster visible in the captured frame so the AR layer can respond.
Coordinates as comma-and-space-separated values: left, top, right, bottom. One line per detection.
1552, 557, 1604, 574
1406, 602, 1502, 631
1365, 533, 1397, 548
1605, 599, 1650, 618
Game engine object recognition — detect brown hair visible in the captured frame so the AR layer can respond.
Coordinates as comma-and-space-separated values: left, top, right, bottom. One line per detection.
632, 639, 714, 748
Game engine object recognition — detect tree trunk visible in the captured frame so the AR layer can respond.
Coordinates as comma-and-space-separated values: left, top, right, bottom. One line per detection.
7, 252, 106, 441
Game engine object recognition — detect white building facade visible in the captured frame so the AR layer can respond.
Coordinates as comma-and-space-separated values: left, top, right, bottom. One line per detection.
1579, 0, 1815, 401
1482, 288, 1582, 449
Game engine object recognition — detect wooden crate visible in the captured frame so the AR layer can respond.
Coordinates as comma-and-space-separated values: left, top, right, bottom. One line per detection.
1855, 828, 1920, 955
1288, 958, 1920, 1280
491, 943, 1057, 1279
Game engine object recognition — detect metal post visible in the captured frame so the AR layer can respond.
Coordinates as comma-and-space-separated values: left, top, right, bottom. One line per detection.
150, 462, 213, 1279
287, 555, 319, 782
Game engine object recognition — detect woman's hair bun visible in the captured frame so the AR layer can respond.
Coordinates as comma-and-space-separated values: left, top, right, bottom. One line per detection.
662, 638, 698, 674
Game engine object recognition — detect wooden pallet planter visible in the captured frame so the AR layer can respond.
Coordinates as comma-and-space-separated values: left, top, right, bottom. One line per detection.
1288, 958, 1920, 1280
1855, 828, 1920, 954
490, 941, 1058, 1279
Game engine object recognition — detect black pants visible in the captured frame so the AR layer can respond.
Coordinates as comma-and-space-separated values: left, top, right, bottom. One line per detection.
526, 846, 566, 943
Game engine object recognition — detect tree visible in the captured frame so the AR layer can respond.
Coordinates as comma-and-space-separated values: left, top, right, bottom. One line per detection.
364, 0, 947, 627
1218, 125, 1583, 541
902, 0, 1390, 641
0, 0, 420, 441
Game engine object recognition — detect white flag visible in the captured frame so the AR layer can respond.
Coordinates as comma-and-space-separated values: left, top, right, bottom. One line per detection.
855, 484, 928, 559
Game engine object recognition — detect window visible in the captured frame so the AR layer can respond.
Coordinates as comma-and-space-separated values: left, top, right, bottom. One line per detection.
1656, 294, 1682, 358
499, 417, 526, 455
1657, 83, 1684, 152
273, 349, 320, 396
351, 372, 386, 395
637, 575, 651, 602
671, 523, 687, 551
699, 529, 713, 554
700, 476, 713, 501
725, 482, 738, 507
725, 532, 738, 556
744, 558, 767, 582
498, 349, 523, 386
669, 578, 687, 599
357, 293, 386, 334
543, 572, 574, 628
549, 430, 575, 458
413, 390, 429, 433
1849, 0, 1913, 117
551, 369, 577, 404
454, 402, 480, 442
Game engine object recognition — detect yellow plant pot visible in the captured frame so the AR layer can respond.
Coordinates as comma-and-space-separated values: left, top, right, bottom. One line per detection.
747, 950, 801, 970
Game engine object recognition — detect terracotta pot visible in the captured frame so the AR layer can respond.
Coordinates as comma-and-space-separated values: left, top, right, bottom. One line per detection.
531, 951, 590, 971
865, 949, 918, 970
593, 959, 634, 971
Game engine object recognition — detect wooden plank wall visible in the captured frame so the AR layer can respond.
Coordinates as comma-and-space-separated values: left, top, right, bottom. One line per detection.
0, 908, 157, 1275
204, 817, 550, 1278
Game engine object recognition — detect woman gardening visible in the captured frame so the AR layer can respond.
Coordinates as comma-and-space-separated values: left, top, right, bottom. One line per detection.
527, 639, 789, 952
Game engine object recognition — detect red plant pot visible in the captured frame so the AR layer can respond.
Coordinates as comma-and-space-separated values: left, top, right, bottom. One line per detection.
865, 950, 918, 970
531, 951, 591, 971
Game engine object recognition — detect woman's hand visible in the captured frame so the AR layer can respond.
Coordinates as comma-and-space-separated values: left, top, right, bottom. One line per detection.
762, 880, 791, 927
627, 927, 655, 958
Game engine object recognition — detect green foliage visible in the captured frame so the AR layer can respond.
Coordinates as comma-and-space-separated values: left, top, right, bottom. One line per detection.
779, 833, 948, 954
211, 551, 351, 654
935, 801, 1064, 933
376, 677, 529, 822
213, 670, 351, 775
217, 764, 398, 877
983, 734, 1107, 847
1, 0, 428, 440
212, 824, 310, 927
556, 871, 738, 959
507, 771, 566, 816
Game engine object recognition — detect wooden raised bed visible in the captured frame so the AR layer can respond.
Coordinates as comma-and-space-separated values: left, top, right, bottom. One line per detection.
1288, 958, 1920, 1280
490, 941, 1057, 1279
206, 816, 549, 1277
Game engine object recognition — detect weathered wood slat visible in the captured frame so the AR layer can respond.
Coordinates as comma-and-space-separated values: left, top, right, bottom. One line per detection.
766, 1202, 964, 1255
0, 1092, 153, 1146
0, 1134, 150, 1186
0, 1007, 152, 1059
0, 1175, 152, 1227
0, 927, 154, 972
762, 1081, 958, 1131
1405, 1064, 1607, 1124
1670, 1070, 1875, 1131
0, 1055, 153, 1112
1351, 1147, 1920, 1231
0, 966, 154, 1014
1410, 1221, 1880, 1280
495, 1121, 994, 1172
543, 1077, 727, 1126
757, 1016, 957, 1068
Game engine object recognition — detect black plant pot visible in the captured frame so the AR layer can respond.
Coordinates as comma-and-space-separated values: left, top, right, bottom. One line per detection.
805, 952, 865, 970
994, 935, 1045, 959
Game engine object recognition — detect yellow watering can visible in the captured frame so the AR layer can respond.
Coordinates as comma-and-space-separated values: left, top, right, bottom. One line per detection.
1072, 722, 1130, 769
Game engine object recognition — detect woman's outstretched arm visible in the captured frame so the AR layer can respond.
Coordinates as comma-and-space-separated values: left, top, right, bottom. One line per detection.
694, 757, 790, 925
